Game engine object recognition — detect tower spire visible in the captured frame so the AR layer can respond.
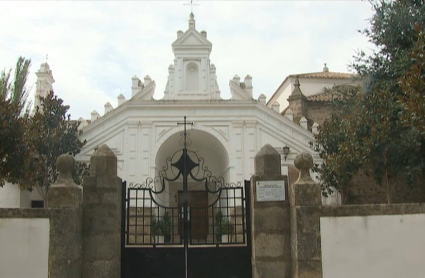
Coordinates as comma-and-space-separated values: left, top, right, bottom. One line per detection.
184, 0, 198, 29
189, 11, 195, 29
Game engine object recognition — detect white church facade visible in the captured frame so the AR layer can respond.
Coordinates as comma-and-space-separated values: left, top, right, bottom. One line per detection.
76, 13, 316, 189
0, 13, 353, 208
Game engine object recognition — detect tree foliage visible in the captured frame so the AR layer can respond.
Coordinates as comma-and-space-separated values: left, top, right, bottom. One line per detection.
1, 58, 88, 206
399, 25, 425, 136
19, 91, 86, 204
0, 57, 31, 186
353, 0, 425, 92
316, 0, 425, 204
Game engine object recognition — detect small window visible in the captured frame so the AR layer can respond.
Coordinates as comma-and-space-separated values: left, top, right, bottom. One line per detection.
31, 200, 44, 208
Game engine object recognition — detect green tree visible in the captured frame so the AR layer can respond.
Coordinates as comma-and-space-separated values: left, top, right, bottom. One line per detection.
353, 0, 425, 93
399, 25, 425, 137
316, 86, 422, 204
316, 1, 425, 204
0, 57, 31, 186
314, 86, 362, 203
20, 91, 86, 205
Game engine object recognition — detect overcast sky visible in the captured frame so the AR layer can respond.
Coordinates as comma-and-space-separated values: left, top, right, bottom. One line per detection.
0, 1, 375, 119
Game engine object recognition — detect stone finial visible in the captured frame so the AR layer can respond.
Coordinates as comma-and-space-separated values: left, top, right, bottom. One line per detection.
288, 76, 304, 99
201, 30, 207, 38
104, 102, 113, 114
258, 94, 266, 105
91, 110, 100, 122
189, 12, 195, 29
294, 152, 314, 183
90, 144, 117, 177
244, 74, 252, 86
77, 117, 88, 131
272, 102, 280, 113
93, 144, 114, 156
118, 94, 126, 106
48, 154, 82, 208
255, 144, 281, 176
299, 116, 308, 130
132, 75, 142, 88
323, 63, 329, 72
312, 122, 319, 134
285, 108, 294, 121
52, 154, 77, 188
144, 75, 152, 86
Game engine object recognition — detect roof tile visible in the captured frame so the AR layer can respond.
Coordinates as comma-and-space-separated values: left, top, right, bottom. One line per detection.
290, 71, 353, 79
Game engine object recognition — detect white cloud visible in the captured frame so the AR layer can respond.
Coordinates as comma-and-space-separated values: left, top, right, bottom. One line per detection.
0, 1, 375, 119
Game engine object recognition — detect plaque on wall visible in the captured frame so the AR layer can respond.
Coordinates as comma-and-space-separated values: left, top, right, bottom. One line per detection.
256, 180, 285, 202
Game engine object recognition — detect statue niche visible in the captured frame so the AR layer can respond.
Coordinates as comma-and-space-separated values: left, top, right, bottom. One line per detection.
185, 62, 199, 91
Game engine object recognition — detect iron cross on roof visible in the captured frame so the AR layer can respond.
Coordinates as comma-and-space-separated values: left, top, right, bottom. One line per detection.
184, 0, 199, 13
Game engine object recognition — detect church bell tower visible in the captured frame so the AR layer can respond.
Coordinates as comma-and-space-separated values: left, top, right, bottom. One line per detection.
34, 62, 55, 111
163, 13, 221, 100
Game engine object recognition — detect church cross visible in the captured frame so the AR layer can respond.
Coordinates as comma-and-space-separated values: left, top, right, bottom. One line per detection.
184, 0, 199, 13
177, 116, 194, 148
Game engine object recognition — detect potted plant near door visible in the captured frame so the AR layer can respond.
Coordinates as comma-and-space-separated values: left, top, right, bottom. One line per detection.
152, 211, 172, 244
215, 211, 233, 243
161, 211, 172, 243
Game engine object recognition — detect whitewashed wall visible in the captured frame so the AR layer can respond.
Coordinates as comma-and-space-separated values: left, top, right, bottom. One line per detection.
321, 214, 425, 278
0, 218, 49, 278
0, 183, 20, 208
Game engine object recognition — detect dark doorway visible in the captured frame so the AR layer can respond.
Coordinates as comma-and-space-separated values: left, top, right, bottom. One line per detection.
178, 191, 208, 241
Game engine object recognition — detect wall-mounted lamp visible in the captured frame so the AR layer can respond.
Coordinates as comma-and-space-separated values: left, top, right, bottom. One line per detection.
283, 145, 290, 161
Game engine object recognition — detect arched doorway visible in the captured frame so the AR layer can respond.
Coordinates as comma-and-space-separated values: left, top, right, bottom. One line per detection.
122, 126, 252, 278
155, 129, 230, 242
155, 128, 229, 204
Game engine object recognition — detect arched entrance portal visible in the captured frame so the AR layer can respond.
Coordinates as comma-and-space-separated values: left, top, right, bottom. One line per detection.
155, 129, 232, 243
121, 125, 252, 278
155, 129, 230, 210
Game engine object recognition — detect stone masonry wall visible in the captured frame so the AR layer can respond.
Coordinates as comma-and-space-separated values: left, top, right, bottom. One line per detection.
346, 171, 425, 204
82, 144, 122, 278
290, 152, 425, 278
250, 144, 291, 278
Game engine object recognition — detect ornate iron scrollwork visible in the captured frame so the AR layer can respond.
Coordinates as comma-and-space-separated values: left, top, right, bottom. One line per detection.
124, 117, 248, 252
129, 147, 235, 194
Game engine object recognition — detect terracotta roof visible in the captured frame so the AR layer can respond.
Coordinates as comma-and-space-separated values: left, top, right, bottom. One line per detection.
307, 85, 358, 102
267, 71, 355, 106
307, 91, 337, 102
289, 71, 353, 79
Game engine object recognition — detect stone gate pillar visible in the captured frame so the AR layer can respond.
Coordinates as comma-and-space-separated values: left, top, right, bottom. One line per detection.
82, 144, 122, 278
290, 152, 322, 278
250, 144, 291, 278
47, 154, 83, 278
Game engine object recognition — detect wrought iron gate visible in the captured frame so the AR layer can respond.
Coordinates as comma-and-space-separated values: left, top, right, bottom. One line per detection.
121, 117, 252, 278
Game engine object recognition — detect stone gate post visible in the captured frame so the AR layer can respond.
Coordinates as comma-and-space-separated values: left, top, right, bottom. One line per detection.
47, 154, 83, 278
289, 152, 322, 278
250, 144, 291, 278
82, 144, 122, 278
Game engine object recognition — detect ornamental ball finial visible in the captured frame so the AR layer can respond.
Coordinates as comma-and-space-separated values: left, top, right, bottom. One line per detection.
294, 152, 314, 183
56, 154, 74, 177
53, 154, 77, 188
